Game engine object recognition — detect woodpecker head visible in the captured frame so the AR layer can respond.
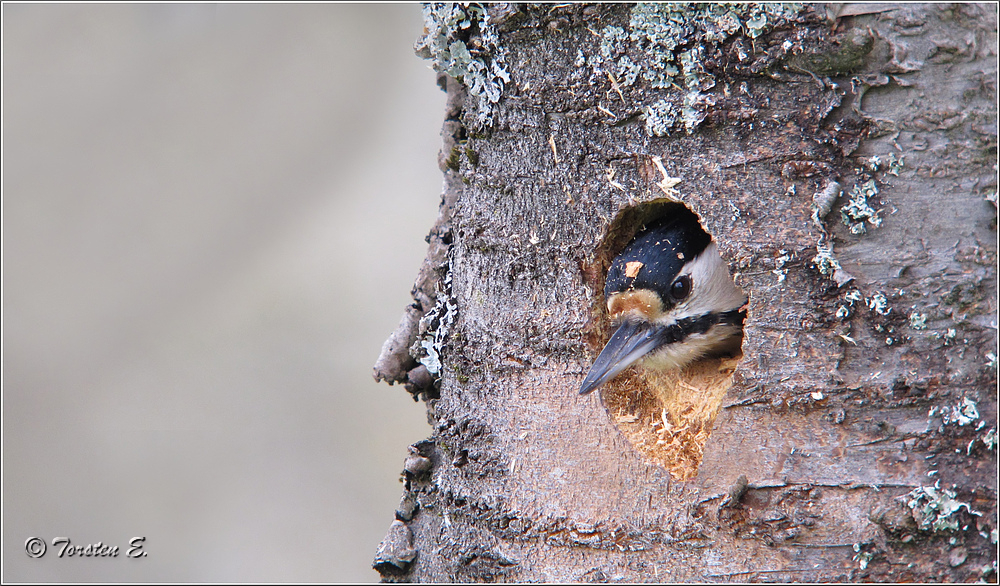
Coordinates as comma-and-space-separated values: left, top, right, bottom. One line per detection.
580, 209, 747, 395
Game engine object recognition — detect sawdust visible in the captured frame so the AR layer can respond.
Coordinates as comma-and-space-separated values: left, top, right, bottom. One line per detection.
603, 355, 741, 481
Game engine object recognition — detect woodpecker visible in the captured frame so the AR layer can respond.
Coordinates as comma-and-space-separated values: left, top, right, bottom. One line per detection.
580, 209, 747, 395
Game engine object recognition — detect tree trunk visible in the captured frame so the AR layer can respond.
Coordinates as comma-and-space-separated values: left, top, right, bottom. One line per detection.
372, 3, 997, 582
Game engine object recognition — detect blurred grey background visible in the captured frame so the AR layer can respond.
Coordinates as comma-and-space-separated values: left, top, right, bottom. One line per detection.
3, 4, 443, 581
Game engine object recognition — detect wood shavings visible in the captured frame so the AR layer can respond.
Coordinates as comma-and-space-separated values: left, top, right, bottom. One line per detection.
625, 261, 644, 278
650, 155, 682, 199
606, 164, 626, 191
606, 71, 625, 103
602, 355, 741, 480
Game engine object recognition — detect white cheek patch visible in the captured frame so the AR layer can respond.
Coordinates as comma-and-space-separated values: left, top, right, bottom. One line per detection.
658, 241, 746, 326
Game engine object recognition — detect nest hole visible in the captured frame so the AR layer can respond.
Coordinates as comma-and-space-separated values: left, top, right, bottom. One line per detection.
585, 199, 745, 481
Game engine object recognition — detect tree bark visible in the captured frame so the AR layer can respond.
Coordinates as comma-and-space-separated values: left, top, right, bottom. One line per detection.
373, 3, 997, 582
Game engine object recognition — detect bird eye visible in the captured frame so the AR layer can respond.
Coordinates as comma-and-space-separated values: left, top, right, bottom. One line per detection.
670, 275, 692, 301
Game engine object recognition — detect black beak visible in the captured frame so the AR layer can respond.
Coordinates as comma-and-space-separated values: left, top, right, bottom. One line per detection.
579, 320, 666, 395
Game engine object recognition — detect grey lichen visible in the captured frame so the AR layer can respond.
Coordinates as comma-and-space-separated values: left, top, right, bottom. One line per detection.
599, 26, 642, 87
983, 427, 998, 451
410, 268, 456, 378
839, 155, 903, 235
772, 249, 791, 283
415, 3, 510, 127
644, 99, 679, 137
811, 181, 856, 288
905, 484, 981, 533
909, 310, 929, 330
930, 397, 980, 427
835, 288, 864, 319
837, 289, 864, 319
967, 426, 997, 455
865, 152, 905, 176
845, 289, 863, 305
813, 242, 843, 276
867, 291, 890, 316
852, 543, 874, 570
680, 86, 715, 133
937, 327, 958, 345
589, 3, 803, 135
841, 179, 882, 234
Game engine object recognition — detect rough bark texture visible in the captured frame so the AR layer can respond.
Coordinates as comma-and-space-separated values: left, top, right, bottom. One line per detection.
374, 4, 997, 582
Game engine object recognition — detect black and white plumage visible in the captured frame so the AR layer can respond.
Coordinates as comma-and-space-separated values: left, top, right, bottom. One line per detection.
579, 209, 747, 395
